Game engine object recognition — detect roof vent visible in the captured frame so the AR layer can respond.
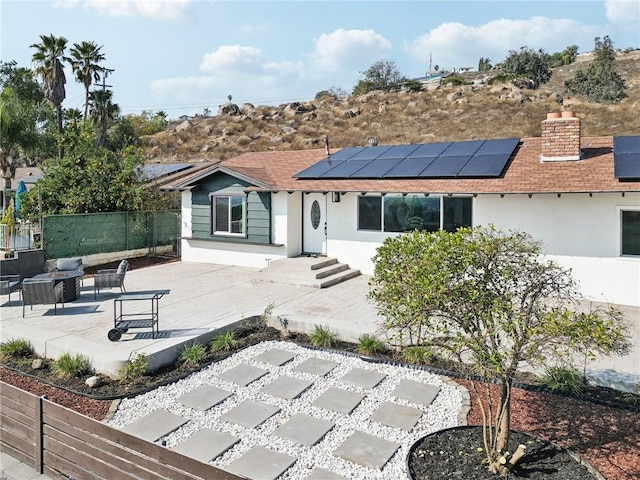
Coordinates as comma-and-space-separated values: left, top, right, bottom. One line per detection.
366, 136, 379, 146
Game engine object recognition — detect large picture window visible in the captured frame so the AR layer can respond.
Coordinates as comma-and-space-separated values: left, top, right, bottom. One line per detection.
358, 194, 472, 233
211, 195, 246, 236
621, 210, 640, 256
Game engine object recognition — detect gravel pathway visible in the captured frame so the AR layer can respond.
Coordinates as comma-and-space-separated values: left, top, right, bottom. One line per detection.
108, 341, 466, 479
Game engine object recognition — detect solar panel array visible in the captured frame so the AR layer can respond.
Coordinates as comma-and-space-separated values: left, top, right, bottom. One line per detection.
613, 136, 640, 180
294, 138, 520, 179
141, 163, 192, 180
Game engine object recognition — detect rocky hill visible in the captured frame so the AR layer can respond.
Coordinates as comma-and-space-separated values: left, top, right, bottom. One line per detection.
144, 51, 640, 164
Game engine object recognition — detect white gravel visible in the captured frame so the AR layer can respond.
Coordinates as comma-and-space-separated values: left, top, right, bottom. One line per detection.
108, 341, 465, 479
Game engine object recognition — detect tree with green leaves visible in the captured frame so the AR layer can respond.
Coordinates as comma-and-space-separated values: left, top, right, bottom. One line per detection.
549, 44, 579, 67
565, 36, 626, 103
89, 89, 119, 147
30, 34, 70, 141
368, 226, 630, 476
69, 41, 105, 121
500, 46, 551, 88
353, 59, 407, 94
478, 57, 492, 72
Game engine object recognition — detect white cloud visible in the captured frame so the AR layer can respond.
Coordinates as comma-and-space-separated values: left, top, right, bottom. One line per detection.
406, 17, 598, 70
200, 45, 264, 75
55, 0, 192, 20
604, 0, 640, 24
309, 29, 392, 72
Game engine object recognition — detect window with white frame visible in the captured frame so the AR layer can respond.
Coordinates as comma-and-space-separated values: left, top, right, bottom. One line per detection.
621, 210, 640, 256
357, 194, 472, 232
211, 195, 246, 236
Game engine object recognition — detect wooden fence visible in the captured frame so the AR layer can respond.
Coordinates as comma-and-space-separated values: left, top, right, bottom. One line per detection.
0, 381, 242, 480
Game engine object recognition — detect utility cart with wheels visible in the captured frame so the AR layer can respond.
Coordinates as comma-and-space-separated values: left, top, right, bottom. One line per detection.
108, 290, 170, 341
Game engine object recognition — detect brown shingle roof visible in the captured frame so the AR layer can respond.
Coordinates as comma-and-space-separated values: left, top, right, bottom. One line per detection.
165, 138, 640, 194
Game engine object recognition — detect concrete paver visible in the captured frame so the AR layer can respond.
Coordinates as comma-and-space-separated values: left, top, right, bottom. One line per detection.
312, 387, 365, 414
260, 375, 313, 400
333, 431, 400, 470
171, 428, 239, 463
307, 468, 349, 480
369, 401, 423, 431
339, 367, 387, 389
392, 379, 441, 407
294, 357, 339, 376
225, 446, 296, 480
217, 363, 268, 387
272, 413, 335, 446
177, 384, 232, 411
221, 399, 280, 428
121, 409, 189, 442
252, 348, 297, 366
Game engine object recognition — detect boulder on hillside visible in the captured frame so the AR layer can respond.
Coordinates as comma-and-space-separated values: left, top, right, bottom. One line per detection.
218, 102, 240, 116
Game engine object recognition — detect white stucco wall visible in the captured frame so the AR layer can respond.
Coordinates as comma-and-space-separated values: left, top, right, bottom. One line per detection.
181, 238, 287, 268
271, 192, 303, 257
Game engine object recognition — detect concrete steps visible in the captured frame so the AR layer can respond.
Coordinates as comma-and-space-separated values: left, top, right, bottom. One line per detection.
256, 256, 361, 288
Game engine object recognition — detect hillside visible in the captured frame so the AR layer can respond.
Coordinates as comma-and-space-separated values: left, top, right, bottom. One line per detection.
144, 51, 640, 164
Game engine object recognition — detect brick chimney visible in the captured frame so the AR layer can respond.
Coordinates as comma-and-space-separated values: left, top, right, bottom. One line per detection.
540, 111, 582, 162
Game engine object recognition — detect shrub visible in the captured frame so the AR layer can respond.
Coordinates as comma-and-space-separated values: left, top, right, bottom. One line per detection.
52, 353, 92, 379
0, 338, 34, 359
179, 343, 207, 367
309, 325, 338, 348
542, 366, 588, 395
118, 354, 148, 383
356, 334, 385, 356
210, 331, 238, 352
402, 346, 433, 365
442, 74, 471, 86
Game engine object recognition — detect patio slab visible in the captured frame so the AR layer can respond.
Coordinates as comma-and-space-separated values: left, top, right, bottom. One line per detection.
333, 431, 400, 470
121, 409, 188, 442
369, 401, 423, 431
225, 446, 296, 480
294, 357, 339, 376
272, 413, 335, 446
307, 468, 349, 479
217, 363, 268, 387
171, 428, 239, 463
339, 368, 386, 389
312, 387, 365, 414
177, 384, 232, 411
260, 375, 313, 400
392, 379, 441, 407
252, 347, 296, 366
221, 399, 280, 428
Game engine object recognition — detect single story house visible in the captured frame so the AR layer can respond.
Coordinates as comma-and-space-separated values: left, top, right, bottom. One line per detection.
164, 112, 640, 307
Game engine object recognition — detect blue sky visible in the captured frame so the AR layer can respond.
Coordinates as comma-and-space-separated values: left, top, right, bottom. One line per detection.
2, 0, 638, 119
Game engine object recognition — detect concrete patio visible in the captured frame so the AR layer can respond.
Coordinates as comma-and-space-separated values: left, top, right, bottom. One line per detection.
1, 260, 639, 391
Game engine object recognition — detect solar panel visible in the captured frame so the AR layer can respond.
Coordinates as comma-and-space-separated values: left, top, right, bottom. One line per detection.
377, 144, 421, 159
420, 155, 470, 177
384, 157, 437, 177
459, 153, 511, 177
407, 142, 450, 158
321, 159, 372, 178
614, 135, 640, 154
349, 145, 392, 160
292, 138, 521, 179
351, 158, 403, 178
440, 140, 483, 156
294, 159, 346, 178
475, 138, 520, 155
613, 136, 640, 179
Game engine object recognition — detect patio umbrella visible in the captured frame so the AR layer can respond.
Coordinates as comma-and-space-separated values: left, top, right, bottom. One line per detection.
14, 180, 27, 219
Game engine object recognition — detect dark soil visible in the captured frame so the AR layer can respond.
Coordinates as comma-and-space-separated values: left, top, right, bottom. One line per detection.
408, 426, 601, 479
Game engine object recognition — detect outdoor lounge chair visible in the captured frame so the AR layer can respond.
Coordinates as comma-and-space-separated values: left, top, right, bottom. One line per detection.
21, 278, 64, 317
53, 257, 85, 285
0, 275, 21, 305
94, 260, 128, 299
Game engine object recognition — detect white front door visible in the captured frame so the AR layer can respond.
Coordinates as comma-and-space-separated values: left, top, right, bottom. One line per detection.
303, 193, 327, 254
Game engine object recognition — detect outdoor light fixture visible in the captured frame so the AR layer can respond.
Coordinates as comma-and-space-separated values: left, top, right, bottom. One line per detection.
332, 192, 341, 202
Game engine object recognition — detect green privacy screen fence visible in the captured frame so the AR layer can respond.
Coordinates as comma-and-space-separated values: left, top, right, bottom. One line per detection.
43, 210, 180, 260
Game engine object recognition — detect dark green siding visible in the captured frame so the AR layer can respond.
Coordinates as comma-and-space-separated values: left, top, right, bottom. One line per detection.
190, 173, 271, 244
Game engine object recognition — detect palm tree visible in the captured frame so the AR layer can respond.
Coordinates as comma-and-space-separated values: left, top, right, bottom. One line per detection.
30, 34, 70, 140
69, 41, 105, 121
89, 89, 119, 147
